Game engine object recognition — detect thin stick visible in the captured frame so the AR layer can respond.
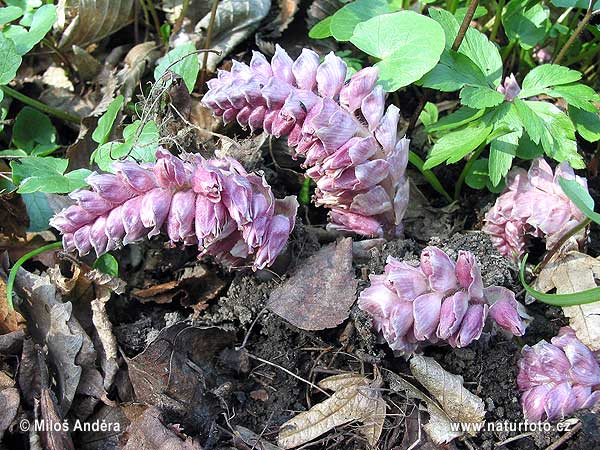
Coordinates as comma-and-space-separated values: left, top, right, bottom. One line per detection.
452, 0, 479, 51
545, 421, 582, 450
200, 0, 219, 89
172, 0, 190, 36
554, 1, 595, 65
1, 86, 81, 124
246, 352, 331, 397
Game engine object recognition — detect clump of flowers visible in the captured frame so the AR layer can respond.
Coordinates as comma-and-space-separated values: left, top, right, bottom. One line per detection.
358, 246, 528, 353
50, 149, 298, 270
518, 327, 600, 421
202, 45, 409, 238
483, 158, 588, 261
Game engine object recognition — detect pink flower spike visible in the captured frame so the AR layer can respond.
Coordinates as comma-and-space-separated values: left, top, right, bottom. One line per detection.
454, 303, 488, 348
316, 52, 347, 98
437, 291, 469, 339
340, 67, 379, 113
413, 292, 443, 341
420, 246, 458, 292
455, 251, 484, 299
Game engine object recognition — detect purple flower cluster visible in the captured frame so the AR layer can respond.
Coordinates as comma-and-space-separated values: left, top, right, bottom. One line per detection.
483, 158, 588, 261
358, 246, 528, 352
202, 45, 409, 238
50, 149, 298, 270
518, 327, 600, 421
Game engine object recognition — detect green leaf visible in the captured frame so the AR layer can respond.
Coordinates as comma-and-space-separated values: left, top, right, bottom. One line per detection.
309, 16, 333, 39
559, 177, 600, 223
92, 95, 124, 145
423, 116, 493, 169
350, 11, 445, 91
12, 106, 58, 155
520, 254, 600, 306
428, 7, 459, 50
489, 132, 518, 186
22, 192, 53, 232
0, 33, 21, 84
6, 4, 56, 55
502, 0, 549, 50
547, 83, 600, 112
460, 27, 503, 87
519, 64, 582, 98
298, 178, 311, 205
419, 50, 488, 92
419, 102, 438, 127
0, 6, 24, 24
427, 106, 485, 133
515, 133, 544, 159
330, 0, 392, 41
459, 85, 505, 109
92, 120, 159, 172
154, 43, 199, 93
93, 253, 119, 277
550, 0, 600, 8
11, 157, 91, 193
569, 106, 600, 142
455, 5, 488, 22
465, 158, 490, 190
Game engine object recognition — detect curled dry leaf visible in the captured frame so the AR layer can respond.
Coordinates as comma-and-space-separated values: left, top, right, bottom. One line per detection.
117, 42, 161, 102
277, 373, 386, 449
193, 0, 271, 72
57, 0, 135, 48
535, 251, 600, 351
410, 356, 485, 443
0, 276, 26, 334
267, 238, 358, 331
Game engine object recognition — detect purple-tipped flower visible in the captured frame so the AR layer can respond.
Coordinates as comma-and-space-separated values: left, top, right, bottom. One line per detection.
518, 327, 600, 421
202, 45, 409, 238
50, 149, 298, 270
358, 246, 528, 353
497, 74, 521, 102
483, 158, 588, 261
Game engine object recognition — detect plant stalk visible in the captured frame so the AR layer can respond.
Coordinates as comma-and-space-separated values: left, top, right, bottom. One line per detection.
454, 143, 485, 200
1, 86, 81, 124
534, 218, 592, 274
452, 0, 479, 51
490, 0, 505, 42
199, 0, 219, 89
554, 3, 595, 65
408, 151, 453, 203
172, 0, 190, 36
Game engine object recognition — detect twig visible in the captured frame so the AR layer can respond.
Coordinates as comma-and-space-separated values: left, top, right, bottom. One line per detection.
245, 352, 331, 397
172, 0, 190, 36
545, 421, 582, 450
1, 86, 81, 124
534, 218, 591, 274
200, 0, 220, 89
554, 1, 595, 65
495, 432, 533, 448
452, 0, 479, 51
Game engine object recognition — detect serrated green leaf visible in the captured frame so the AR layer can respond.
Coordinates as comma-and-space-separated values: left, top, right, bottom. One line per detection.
423, 117, 493, 169
428, 7, 459, 50
12, 106, 58, 155
419, 49, 488, 92
559, 177, 600, 223
455, 5, 488, 22
460, 27, 503, 87
547, 83, 600, 112
6, 4, 56, 55
11, 157, 90, 193
502, 0, 549, 50
0, 33, 21, 84
350, 11, 445, 92
419, 102, 438, 127
515, 133, 544, 159
427, 106, 485, 133
550, 0, 600, 8
459, 85, 505, 109
93, 253, 119, 277
330, 0, 392, 41
154, 43, 199, 93
22, 191, 53, 232
92, 95, 124, 145
520, 64, 582, 98
309, 16, 333, 39
489, 132, 518, 186
569, 106, 600, 142
0, 6, 24, 24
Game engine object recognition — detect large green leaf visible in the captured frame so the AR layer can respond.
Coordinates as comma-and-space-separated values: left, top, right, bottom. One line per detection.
569, 106, 600, 142
4, 4, 56, 55
0, 6, 24, 25
12, 106, 59, 155
350, 11, 445, 91
519, 64, 582, 98
22, 192, 54, 232
92, 95, 124, 145
459, 85, 505, 109
0, 33, 21, 84
502, 0, 549, 50
329, 0, 393, 41
559, 177, 600, 223
428, 7, 459, 50
309, 16, 333, 39
460, 27, 503, 88
11, 157, 91, 193
420, 49, 488, 92
550, 0, 600, 8
547, 83, 600, 112
154, 43, 199, 93
427, 106, 485, 133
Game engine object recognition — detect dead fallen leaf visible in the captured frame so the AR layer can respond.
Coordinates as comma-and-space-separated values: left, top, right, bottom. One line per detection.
267, 238, 358, 331
535, 251, 600, 351
235, 426, 282, 450
0, 277, 26, 334
117, 42, 161, 102
120, 406, 200, 449
306, 0, 342, 28
277, 372, 386, 449
409, 356, 485, 443
0, 188, 29, 238
0, 370, 19, 441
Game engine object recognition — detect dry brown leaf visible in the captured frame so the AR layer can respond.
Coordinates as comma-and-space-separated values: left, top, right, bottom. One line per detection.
267, 238, 358, 331
410, 356, 485, 442
0, 277, 25, 334
117, 42, 161, 102
277, 373, 386, 449
535, 251, 600, 351
235, 426, 283, 450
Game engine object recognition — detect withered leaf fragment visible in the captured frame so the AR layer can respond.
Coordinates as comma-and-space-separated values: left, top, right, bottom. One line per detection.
277, 373, 386, 449
267, 238, 358, 331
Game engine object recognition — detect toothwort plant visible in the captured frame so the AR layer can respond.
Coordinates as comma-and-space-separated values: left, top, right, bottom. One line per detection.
202, 45, 409, 238
358, 246, 528, 353
518, 327, 600, 421
51, 149, 298, 270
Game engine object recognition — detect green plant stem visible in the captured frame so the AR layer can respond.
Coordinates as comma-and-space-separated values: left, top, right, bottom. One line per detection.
534, 218, 592, 274
199, 0, 219, 89
408, 151, 453, 203
554, 4, 595, 65
6, 241, 63, 310
452, 0, 479, 51
501, 39, 516, 63
454, 143, 485, 200
447, 0, 459, 14
142, 0, 162, 39
402, 0, 410, 8
1, 86, 81, 124
490, 0, 505, 42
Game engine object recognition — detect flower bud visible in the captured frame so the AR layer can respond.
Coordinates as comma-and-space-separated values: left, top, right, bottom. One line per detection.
340, 67, 379, 112
361, 85, 385, 131
316, 52, 347, 98
271, 44, 294, 84
420, 246, 458, 292
437, 291, 469, 339
292, 48, 319, 91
